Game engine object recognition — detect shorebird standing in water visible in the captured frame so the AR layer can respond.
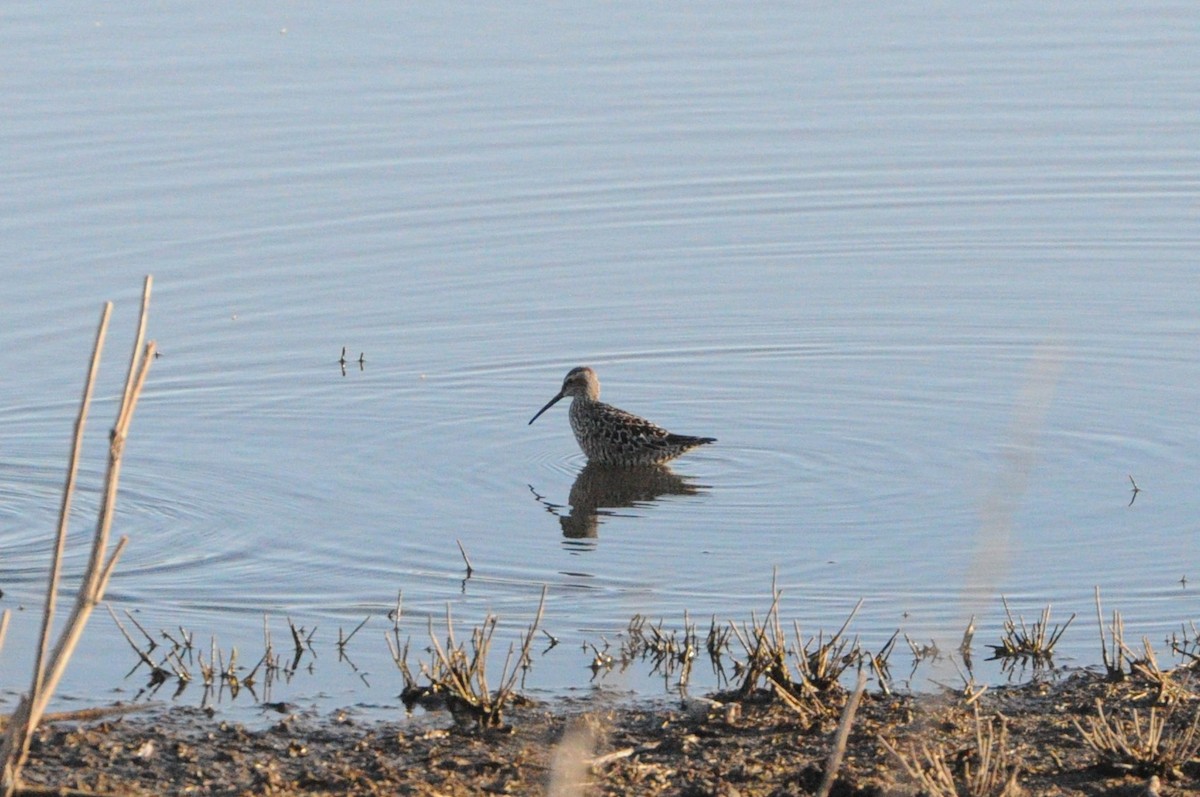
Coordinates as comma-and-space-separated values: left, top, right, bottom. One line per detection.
528, 366, 716, 466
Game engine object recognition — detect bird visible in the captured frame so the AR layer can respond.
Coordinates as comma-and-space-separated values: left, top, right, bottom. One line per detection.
528, 366, 715, 466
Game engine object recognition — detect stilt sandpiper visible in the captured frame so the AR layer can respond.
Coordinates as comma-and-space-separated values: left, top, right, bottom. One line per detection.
528, 366, 716, 466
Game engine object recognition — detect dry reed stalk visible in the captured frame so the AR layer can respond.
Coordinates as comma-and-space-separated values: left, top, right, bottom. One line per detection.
816, 669, 867, 797
0, 277, 155, 796
105, 604, 165, 679
0, 611, 9, 656
387, 594, 422, 696
706, 614, 731, 684
1094, 586, 1127, 680
3, 704, 149, 730
870, 629, 899, 696
456, 539, 474, 577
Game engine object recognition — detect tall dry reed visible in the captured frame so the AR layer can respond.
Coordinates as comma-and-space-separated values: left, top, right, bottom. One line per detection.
0, 277, 156, 796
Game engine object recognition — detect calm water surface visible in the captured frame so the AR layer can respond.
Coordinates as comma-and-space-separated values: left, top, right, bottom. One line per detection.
2, 4, 1198, 718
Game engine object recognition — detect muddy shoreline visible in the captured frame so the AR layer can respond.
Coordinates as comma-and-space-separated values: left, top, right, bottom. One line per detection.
14, 667, 1200, 796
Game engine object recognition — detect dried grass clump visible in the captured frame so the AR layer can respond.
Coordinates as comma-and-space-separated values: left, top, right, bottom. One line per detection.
390, 587, 547, 728
727, 579, 793, 702
792, 598, 864, 694
881, 706, 1023, 797
110, 609, 318, 706
988, 597, 1073, 664
1074, 698, 1200, 779
1092, 588, 1191, 705
727, 576, 864, 719
618, 612, 701, 691
1126, 638, 1195, 706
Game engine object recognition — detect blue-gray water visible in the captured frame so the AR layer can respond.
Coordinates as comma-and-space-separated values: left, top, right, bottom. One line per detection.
2, 4, 1198, 719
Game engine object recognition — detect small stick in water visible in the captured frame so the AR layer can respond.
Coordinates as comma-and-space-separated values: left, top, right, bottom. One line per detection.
456, 539, 474, 577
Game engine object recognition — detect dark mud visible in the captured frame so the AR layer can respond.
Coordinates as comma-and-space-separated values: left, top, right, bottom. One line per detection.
13, 670, 1199, 796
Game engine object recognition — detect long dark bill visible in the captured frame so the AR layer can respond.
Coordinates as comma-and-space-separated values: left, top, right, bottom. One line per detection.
528, 392, 565, 425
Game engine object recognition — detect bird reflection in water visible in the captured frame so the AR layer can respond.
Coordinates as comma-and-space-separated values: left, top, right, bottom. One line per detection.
530, 461, 710, 545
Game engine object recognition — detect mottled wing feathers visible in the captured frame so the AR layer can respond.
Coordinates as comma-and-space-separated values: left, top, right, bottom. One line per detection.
578, 401, 715, 465
594, 402, 670, 442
